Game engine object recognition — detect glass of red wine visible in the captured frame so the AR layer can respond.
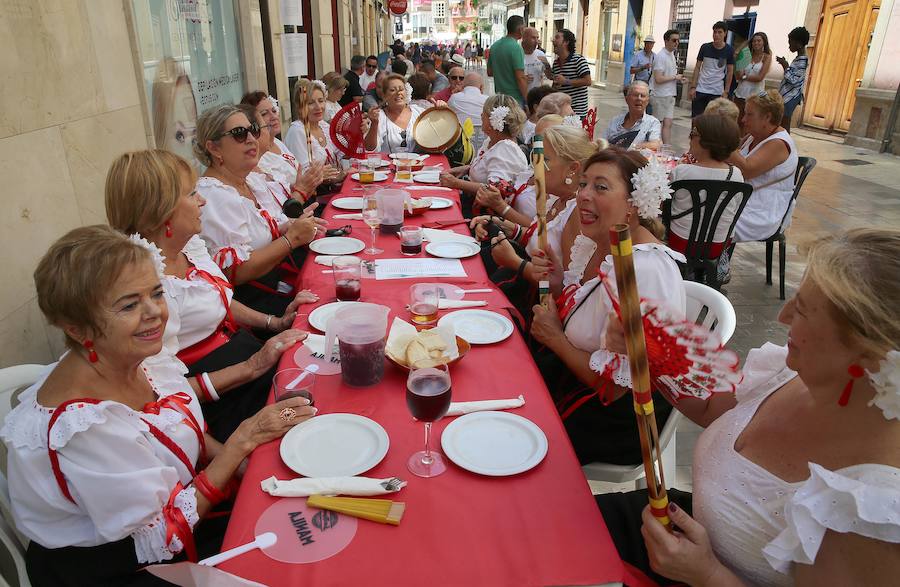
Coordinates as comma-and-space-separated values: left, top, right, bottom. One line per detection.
406, 363, 452, 477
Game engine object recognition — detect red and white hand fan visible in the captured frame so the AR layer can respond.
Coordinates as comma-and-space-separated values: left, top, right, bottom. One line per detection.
329, 103, 366, 160
601, 275, 743, 402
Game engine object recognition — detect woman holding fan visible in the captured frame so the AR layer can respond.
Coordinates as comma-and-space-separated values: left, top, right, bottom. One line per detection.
283, 79, 347, 189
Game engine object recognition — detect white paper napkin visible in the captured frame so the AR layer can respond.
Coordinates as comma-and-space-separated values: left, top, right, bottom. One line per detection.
422, 227, 477, 244
334, 213, 363, 220
446, 395, 526, 416
438, 299, 487, 309
302, 333, 340, 357
314, 255, 361, 267
146, 562, 267, 586
260, 476, 407, 497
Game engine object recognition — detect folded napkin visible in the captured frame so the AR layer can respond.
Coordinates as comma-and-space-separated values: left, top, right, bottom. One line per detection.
314, 254, 361, 267
438, 299, 487, 309
422, 227, 477, 244
446, 395, 525, 416
261, 476, 407, 497
333, 213, 363, 220
302, 333, 340, 357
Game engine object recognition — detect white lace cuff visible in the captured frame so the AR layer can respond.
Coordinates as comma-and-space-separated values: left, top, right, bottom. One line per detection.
762, 463, 900, 573
589, 349, 633, 388
132, 486, 199, 564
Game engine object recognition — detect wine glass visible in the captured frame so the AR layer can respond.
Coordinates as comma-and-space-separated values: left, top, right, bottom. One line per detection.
362, 192, 383, 255
406, 364, 452, 477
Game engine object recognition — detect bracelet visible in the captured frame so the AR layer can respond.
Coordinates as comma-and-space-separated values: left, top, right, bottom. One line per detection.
516, 258, 528, 279
512, 224, 522, 242
500, 204, 512, 218
291, 188, 308, 202
280, 234, 293, 251
265, 314, 275, 331
198, 372, 220, 402
193, 471, 232, 507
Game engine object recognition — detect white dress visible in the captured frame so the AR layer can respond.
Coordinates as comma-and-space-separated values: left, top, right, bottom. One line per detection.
693, 343, 900, 585
283, 120, 343, 171
197, 176, 285, 274
733, 131, 798, 242
162, 235, 233, 354
0, 351, 203, 563
468, 138, 529, 185
258, 137, 300, 188
374, 105, 424, 154
735, 60, 765, 99
324, 101, 341, 123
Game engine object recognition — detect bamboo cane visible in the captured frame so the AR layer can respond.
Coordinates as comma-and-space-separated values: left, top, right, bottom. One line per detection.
531, 134, 550, 306
300, 86, 314, 165
608, 224, 672, 531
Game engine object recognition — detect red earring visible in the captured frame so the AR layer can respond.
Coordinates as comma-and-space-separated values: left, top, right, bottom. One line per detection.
838, 364, 865, 406
83, 340, 98, 363
165, 222, 173, 238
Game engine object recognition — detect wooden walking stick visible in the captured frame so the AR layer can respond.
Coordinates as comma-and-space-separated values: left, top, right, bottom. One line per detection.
532, 134, 550, 306
608, 224, 672, 531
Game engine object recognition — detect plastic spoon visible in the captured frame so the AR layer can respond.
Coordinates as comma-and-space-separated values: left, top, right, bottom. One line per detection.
285, 364, 319, 389
198, 532, 277, 567
431, 283, 493, 300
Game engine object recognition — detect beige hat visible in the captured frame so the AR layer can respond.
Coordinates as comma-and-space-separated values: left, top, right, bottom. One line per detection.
644, 35, 656, 43
451, 54, 465, 66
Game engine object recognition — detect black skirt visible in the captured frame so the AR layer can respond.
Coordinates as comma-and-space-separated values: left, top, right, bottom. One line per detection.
186, 329, 274, 442
25, 514, 229, 587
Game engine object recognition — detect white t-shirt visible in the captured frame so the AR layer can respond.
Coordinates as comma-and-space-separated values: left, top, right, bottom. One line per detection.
0, 351, 203, 563
651, 48, 678, 97
524, 48, 548, 92
448, 87, 488, 128
669, 163, 745, 244
467, 137, 529, 184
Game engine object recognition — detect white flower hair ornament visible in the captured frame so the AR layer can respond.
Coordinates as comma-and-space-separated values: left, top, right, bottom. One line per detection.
405, 82, 414, 105
867, 350, 900, 420
268, 95, 280, 114
129, 234, 166, 279
629, 158, 673, 219
563, 115, 582, 128
489, 105, 510, 132
312, 80, 328, 96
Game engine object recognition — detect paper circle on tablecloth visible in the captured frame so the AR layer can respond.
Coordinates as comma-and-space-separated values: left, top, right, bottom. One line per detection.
294, 343, 342, 376
254, 497, 357, 563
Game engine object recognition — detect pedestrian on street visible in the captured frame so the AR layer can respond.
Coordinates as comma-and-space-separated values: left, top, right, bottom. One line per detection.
487, 15, 529, 105
734, 32, 772, 130
630, 35, 655, 85
651, 29, 684, 146
688, 21, 734, 117
340, 55, 366, 107
777, 26, 810, 133
550, 29, 592, 118
522, 27, 551, 92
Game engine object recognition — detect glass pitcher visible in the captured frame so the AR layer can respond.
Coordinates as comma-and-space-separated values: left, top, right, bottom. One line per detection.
376, 188, 409, 235
324, 303, 390, 387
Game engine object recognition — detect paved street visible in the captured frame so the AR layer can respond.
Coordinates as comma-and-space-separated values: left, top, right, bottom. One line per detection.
481, 72, 900, 492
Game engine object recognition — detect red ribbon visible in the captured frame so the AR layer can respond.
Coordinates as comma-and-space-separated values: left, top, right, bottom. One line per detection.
212, 247, 243, 282
185, 267, 238, 333
164, 482, 198, 562
259, 209, 282, 241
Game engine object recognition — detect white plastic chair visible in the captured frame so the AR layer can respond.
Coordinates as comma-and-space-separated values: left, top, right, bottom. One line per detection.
582, 281, 737, 487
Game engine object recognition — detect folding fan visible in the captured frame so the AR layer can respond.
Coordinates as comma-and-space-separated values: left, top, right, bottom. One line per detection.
329, 102, 366, 159
600, 274, 743, 402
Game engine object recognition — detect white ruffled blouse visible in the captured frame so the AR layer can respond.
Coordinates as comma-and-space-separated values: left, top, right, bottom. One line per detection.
693, 343, 900, 584
197, 176, 286, 273
162, 235, 233, 353
0, 351, 203, 563
468, 137, 529, 185
284, 120, 344, 171
258, 137, 299, 188
373, 105, 425, 154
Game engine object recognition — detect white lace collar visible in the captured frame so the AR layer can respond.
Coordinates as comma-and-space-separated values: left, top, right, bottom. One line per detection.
563, 234, 598, 288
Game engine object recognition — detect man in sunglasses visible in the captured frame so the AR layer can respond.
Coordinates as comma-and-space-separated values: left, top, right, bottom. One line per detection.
433, 66, 466, 102
360, 55, 379, 92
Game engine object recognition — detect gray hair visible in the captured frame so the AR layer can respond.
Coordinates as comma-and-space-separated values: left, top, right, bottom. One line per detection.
193, 104, 243, 167
462, 73, 483, 89
626, 81, 651, 97
482, 94, 527, 138
350, 55, 366, 70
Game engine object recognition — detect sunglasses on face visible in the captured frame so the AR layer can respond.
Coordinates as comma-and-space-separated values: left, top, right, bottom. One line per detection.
366, 64, 378, 69
450, 75, 465, 81
217, 123, 261, 142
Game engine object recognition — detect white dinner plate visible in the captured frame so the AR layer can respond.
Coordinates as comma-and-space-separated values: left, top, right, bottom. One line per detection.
428, 197, 453, 209
309, 237, 366, 255
426, 240, 480, 259
331, 197, 365, 210
351, 171, 389, 182
441, 411, 548, 476
307, 301, 360, 332
413, 172, 440, 184
389, 153, 428, 161
437, 309, 514, 344
280, 413, 389, 478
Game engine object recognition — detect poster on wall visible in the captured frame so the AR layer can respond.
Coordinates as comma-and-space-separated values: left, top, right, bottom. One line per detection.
282, 33, 309, 77
552, 0, 568, 13
281, 0, 303, 26
131, 0, 245, 166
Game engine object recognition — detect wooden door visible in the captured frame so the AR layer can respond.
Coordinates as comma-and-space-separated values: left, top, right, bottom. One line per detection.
804, 0, 880, 131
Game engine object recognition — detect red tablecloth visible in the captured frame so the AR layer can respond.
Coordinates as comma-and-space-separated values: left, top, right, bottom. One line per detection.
221, 156, 629, 586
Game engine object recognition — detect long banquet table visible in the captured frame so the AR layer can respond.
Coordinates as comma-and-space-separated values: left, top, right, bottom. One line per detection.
220, 155, 640, 586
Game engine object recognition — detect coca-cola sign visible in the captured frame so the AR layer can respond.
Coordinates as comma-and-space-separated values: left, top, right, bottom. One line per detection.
388, 0, 408, 15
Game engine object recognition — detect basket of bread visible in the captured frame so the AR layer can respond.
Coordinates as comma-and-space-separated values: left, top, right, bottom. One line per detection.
385, 317, 470, 369
405, 197, 433, 216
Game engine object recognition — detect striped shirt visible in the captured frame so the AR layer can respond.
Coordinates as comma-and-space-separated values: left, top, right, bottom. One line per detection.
779, 55, 808, 103
551, 52, 591, 116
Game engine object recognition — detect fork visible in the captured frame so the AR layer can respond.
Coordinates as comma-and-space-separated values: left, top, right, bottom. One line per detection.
380, 478, 405, 491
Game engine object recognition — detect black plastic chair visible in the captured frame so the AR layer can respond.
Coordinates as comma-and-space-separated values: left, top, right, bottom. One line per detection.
662, 179, 754, 290
760, 156, 817, 300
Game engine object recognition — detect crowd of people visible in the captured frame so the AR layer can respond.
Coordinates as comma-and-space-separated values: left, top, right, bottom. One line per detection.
1, 17, 899, 587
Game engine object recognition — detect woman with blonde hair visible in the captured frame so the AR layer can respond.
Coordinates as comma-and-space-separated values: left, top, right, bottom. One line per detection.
1, 225, 316, 585
106, 149, 317, 440
194, 105, 326, 317
439, 94, 530, 198
597, 227, 900, 585
364, 73, 425, 153
284, 78, 346, 190
321, 72, 348, 123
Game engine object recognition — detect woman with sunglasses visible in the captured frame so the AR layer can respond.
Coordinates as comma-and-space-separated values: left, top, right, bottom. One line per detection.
194, 105, 326, 318
284, 79, 346, 190
364, 74, 425, 154
240, 91, 325, 205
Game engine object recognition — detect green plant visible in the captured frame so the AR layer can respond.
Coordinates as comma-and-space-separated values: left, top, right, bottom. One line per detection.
458, 24, 468, 34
